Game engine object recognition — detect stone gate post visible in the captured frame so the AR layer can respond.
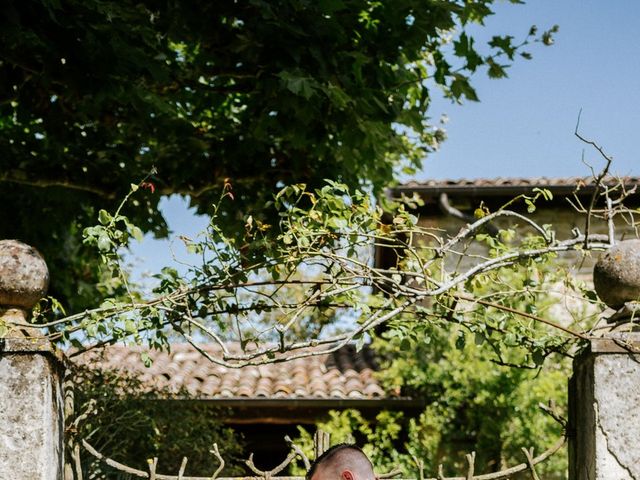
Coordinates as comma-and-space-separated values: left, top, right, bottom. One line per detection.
0, 240, 65, 480
569, 332, 640, 479
569, 240, 640, 479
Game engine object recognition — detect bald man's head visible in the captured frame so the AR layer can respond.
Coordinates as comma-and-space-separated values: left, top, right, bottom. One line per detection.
307, 444, 376, 480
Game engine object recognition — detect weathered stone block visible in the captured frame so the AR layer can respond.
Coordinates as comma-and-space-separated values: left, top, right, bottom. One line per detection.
0, 339, 64, 480
569, 333, 640, 479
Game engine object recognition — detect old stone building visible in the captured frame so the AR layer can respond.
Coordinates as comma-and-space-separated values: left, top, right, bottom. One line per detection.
386, 176, 640, 277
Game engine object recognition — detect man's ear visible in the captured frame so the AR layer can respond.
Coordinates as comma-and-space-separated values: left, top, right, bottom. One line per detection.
341, 470, 355, 480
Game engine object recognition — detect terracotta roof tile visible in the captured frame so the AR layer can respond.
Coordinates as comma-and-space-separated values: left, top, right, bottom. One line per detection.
75, 343, 394, 401
364, 384, 385, 397
393, 176, 640, 197
398, 176, 640, 189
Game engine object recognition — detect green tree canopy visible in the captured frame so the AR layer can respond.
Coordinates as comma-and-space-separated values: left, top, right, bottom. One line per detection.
0, 0, 554, 310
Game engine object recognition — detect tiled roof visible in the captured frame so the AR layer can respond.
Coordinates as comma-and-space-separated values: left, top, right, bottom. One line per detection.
393, 176, 640, 196
75, 343, 391, 401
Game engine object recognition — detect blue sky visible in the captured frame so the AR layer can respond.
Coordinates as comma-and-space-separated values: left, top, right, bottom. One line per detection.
129, 1, 640, 279
422, 0, 640, 179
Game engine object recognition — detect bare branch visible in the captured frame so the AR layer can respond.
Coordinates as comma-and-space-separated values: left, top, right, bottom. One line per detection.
538, 401, 567, 428
422, 436, 565, 480
73, 443, 84, 480
0, 171, 118, 199
438, 194, 500, 237
314, 430, 331, 459
179, 457, 189, 480
606, 195, 615, 245
378, 468, 402, 479
520, 448, 541, 480
209, 443, 226, 480
245, 451, 298, 477
149, 458, 159, 480
82, 439, 304, 480
79, 432, 565, 480
465, 452, 475, 480
285, 436, 310, 472
454, 293, 589, 340
411, 455, 425, 480
574, 110, 614, 247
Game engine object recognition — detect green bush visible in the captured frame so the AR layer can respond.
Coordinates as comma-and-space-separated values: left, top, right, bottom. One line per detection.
72, 366, 245, 478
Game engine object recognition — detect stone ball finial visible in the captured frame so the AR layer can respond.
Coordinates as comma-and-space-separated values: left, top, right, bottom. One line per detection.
0, 240, 49, 310
594, 239, 640, 309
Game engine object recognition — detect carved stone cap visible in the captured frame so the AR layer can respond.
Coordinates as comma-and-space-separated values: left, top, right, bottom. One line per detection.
0, 337, 66, 366
0, 240, 49, 309
593, 239, 640, 309
590, 331, 640, 354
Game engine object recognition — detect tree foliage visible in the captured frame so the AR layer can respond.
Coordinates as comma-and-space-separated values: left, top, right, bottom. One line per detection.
29, 173, 626, 364
0, 0, 555, 311
7, 3, 621, 477
43, 145, 636, 477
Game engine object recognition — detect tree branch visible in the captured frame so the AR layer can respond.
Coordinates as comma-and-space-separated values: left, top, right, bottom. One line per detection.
0, 172, 117, 199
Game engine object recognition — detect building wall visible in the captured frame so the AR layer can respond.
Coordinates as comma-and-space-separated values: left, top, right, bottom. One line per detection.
412, 206, 638, 279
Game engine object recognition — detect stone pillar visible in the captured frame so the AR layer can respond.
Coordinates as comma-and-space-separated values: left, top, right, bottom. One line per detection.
0, 240, 65, 480
569, 239, 640, 479
569, 333, 640, 479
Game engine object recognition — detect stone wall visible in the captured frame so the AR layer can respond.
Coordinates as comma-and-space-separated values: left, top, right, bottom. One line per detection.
416, 207, 637, 278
